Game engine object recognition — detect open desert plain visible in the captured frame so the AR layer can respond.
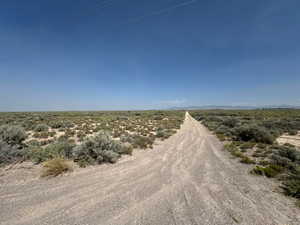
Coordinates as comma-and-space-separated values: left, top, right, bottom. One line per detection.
1, 112, 300, 225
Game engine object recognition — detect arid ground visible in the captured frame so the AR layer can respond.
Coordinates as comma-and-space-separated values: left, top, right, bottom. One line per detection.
277, 132, 300, 147
0, 112, 299, 225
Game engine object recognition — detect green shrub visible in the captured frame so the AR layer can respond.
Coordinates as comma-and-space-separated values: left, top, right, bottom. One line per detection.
224, 143, 237, 152
240, 156, 255, 164
33, 131, 50, 139
240, 142, 256, 150
224, 143, 243, 157
120, 134, 134, 143
0, 125, 27, 165
251, 166, 265, 176
0, 125, 27, 146
235, 125, 274, 144
216, 133, 226, 141
26, 140, 41, 147
265, 164, 284, 177
270, 154, 291, 167
251, 165, 284, 178
258, 160, 270, 166
156, 128, 174, 140
101, 150, 119, 163
231, 150, 243, 158
216, 125, 229, 134
0, 141, 25, 165
41, 158, 73, 177
49, 120, 73, 129
256, 143, 267, 149
119, 143, 133, 155
34, 124, 49, 132
284, 143, 295, 148
222, 117, 239, 128
288, 130, 298, 135
282, 178, 300, 198
275, 146, 300, 162
132, 135, 154, 149
28, 141, 75, 164
73, 131, 125, 166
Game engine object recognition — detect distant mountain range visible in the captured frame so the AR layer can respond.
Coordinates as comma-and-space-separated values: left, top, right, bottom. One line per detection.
169, 105, 300, 110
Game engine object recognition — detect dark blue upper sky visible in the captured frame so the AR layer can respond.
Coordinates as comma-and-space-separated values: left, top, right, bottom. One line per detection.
0, 0, 300, 111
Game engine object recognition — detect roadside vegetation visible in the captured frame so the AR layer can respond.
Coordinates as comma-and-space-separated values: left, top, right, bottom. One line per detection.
0, 111, 184, 176
191, 109, 300, 206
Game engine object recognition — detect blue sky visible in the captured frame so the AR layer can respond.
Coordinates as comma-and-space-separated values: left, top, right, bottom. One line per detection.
0, 0, 300, 111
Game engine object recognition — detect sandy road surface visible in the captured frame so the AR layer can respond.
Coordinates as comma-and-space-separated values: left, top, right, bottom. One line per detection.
1, 112, 299, 225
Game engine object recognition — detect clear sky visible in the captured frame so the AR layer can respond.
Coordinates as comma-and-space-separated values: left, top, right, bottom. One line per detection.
0, 0, 300, 111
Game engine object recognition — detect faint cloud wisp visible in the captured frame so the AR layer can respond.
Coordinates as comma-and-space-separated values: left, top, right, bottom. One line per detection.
156, 99, 186, 108
126, 0, 198, 24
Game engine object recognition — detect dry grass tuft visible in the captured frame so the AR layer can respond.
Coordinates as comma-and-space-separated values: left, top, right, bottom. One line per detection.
41, 158, 73, 177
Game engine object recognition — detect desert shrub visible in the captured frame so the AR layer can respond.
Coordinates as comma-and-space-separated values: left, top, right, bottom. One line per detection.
112, 130, 122, 138
251, 166, 265, 176
57, 135, 71, 142
0, 125, 27, 146
282, 178, 300, 198
40, 139, 53, 146
265, 164, 284, 177
232, 141, 243, 146
259, 160, 270, 166
132, 135, 154, 149
274, 146, 300, 163
216, 133, 226, 141
156, 128, 166, 138
252, 148, 272, 158
216, 125, 230, 135
26, 139, 41, 147
120, 133, 135, 143
256, 143, 267, 149
240, 142, 256, 150
284, 143, 295, 148
156, 128, 174, 140
0, 125, 27, 165
231, 150, 244, 158
33, 131, 50, 139
224, 143, 244, 158
270, 154, 291, 167
0, 141, 25, 165
49, 120, 74, 129
224, 143, 237, 152
153, 116, 163, 120
41, 158, 73, 177
65, 129, 75, 137
73, 131, 125, 166
288, 130, 298, 135
222, 117, 239, 128
101, 151, 119, 163
240, 156, 255, 164
252, 149, 263, 158
234, 125, 274, 144
251, 164, 284, 178
34, 124, 49, 132
76, 131, 86, 139
119, 143, 133, 155
49, 131, 56, 137
28, 141, 75, 164
207, 116, 224, 122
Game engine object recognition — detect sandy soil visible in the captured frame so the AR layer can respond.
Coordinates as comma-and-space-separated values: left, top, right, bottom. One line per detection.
0, 112, 299, 225
277, 132, 300, 147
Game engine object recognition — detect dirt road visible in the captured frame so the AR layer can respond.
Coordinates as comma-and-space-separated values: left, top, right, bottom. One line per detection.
1, 112, 299, 225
